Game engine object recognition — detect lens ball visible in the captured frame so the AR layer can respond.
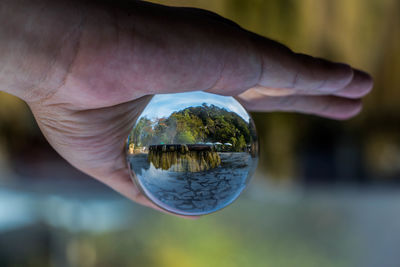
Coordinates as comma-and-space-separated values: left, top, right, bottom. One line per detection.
126, 91, 258, 216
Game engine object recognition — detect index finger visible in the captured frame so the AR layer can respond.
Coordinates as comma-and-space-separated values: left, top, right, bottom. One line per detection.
254, 37, 354, 94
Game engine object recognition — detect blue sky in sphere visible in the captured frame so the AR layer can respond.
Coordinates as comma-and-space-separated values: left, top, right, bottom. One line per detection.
138, 91, 250, 122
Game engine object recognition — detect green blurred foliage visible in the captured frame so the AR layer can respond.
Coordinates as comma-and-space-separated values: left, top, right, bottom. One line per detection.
52, 199, 355, 267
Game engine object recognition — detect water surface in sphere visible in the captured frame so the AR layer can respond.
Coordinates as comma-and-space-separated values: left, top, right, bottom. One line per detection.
126, 91, 258, 216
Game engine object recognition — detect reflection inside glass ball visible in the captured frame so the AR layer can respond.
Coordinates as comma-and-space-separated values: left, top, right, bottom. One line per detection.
126, 91, 258, 216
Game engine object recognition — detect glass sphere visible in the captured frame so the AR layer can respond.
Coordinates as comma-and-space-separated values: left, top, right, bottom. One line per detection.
126, 91, 258, 216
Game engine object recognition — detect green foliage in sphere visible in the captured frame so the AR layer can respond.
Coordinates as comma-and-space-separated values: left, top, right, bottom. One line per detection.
130, 104, 254, 152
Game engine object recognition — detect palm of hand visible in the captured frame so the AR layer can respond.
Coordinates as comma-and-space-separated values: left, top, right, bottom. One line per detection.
29, 93, 155, 207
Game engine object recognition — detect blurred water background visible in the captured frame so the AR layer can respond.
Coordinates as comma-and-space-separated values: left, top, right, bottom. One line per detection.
1, 0, 400, 266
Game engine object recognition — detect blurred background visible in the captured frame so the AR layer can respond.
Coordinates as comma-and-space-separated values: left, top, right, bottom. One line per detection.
1, 0, 400, 266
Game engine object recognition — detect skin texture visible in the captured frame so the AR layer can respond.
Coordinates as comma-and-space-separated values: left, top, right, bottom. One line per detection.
0, 0, 373, 217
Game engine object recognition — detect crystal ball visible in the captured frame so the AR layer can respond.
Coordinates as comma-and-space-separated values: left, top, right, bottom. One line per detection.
126, 91, 258, 216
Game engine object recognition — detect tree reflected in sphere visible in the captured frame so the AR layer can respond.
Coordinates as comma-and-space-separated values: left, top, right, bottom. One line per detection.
126, 91, 258, 216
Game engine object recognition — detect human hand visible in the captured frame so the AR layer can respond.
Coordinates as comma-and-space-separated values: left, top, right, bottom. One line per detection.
0, 0, 373, 215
